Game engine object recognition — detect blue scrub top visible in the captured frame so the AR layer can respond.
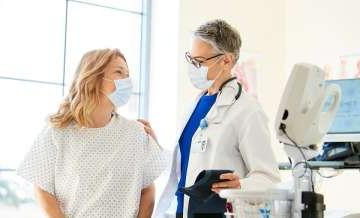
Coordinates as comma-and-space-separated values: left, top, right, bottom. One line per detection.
176, 93, 217, 213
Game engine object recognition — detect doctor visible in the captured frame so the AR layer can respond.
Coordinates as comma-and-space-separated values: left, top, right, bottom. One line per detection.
154, 20, 281, 218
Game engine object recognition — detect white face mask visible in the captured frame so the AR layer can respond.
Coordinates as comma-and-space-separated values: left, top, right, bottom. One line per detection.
104, 77, 133, 107
187, 58, 223, 90
188, 64, 214, 90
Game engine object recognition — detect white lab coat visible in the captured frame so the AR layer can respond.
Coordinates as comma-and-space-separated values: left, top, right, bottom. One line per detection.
154, 79, 281, 218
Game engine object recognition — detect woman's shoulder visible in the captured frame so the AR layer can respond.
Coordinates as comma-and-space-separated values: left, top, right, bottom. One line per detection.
111, 116, 151, 151
41, 116, 85, 140
112, 115, 147, 138
30, 119, 60, 148
39, 117, 59, 135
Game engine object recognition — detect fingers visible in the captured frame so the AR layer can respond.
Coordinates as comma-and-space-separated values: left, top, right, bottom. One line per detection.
143, 126, 152, 134
145, 127, 155, 138
211, 181, 241, 193
137, 119, 152, 133
137, 119, 151, 127
212, 180, 240, 189
137, 119, 158, 143
220, 173, 239, 180
211, 173, 241, 193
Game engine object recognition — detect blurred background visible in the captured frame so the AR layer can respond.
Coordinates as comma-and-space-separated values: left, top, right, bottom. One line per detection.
0, 0, 359, 217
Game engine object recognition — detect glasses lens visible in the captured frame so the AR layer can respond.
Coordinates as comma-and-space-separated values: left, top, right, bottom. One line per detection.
185, 52, 204, 68
185, 52, 192, 63
195, 61, 201, 68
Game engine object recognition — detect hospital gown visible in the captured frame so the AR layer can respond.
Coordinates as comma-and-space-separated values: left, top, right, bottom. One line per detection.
17, 114, 167, 217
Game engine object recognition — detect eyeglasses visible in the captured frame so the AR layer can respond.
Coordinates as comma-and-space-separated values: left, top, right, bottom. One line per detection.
185, 52, 224, 68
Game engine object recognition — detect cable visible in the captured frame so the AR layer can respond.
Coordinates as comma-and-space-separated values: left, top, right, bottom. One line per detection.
280, 124, 315, 192
292, 161, 308, 178
316, 169, 341, 179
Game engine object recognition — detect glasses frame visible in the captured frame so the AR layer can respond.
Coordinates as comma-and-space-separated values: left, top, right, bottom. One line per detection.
185, 52, 224, 68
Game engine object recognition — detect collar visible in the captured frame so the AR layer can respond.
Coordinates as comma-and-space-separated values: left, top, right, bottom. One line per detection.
213, 78, 240, 106
202, 78, 241, 124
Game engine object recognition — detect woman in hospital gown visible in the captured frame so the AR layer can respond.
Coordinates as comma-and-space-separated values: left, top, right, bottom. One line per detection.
17, 48, 167, 218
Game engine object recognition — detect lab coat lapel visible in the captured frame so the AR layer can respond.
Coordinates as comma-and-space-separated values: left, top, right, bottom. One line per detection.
173, 92, 205, 176
155, 92, 205, 218
182, 79, 240, 217
176, 92, 204, 140
206, 79, 239, 124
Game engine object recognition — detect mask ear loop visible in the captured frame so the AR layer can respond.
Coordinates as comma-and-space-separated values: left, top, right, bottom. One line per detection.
209, 55, 235, 93
206, 56, 226, 84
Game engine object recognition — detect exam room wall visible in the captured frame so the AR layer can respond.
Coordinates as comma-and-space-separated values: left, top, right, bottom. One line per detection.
285, 0, 360, 213
285, 0, 360, 73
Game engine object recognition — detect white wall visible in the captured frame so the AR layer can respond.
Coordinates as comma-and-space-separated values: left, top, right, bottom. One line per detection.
285, 0, 360, 73
148, 0, 180, 149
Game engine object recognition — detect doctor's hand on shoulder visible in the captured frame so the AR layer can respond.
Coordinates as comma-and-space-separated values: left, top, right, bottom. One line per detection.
137, 119, 158, 144
211, 172, 241, 193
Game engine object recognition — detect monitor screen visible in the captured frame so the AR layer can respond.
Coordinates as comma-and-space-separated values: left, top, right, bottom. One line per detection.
325, 79, 360, 134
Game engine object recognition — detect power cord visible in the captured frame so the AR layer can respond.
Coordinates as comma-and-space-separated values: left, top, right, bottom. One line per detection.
279, 124, 315, 192
316, 169, 341, 179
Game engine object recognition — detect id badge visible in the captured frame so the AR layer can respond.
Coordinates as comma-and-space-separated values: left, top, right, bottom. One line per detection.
192, 130, 208, 153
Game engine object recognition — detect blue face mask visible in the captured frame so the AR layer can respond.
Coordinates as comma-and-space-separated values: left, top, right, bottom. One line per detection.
104, 77, 133, 107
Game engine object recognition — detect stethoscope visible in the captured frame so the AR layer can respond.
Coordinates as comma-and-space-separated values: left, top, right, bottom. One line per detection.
192, 77, 242, 153
199, 77, 242, 130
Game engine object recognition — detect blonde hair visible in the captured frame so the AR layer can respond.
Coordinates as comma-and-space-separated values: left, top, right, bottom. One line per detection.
50, 48, 126, 128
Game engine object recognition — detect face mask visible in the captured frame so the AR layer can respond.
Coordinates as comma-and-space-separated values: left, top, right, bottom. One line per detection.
187, 57, 223, 90
103, 77, 133, 107
188, 64, 214, 90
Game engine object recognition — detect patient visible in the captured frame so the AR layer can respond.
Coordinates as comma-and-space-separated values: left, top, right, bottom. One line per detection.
17, 48, 167, 218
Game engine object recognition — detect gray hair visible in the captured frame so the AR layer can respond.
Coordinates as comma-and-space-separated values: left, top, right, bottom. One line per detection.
194, 19, 242, 63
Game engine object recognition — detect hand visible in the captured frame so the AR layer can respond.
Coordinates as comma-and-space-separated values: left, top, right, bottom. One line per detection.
137, 119, 158, 144
211, 173, 241, 193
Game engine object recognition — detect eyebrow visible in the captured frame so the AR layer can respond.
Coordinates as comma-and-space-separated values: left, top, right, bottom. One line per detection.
191, 55, 206, 59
